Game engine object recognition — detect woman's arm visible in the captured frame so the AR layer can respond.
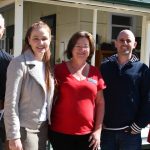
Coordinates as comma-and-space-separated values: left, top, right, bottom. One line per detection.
89, 90, 105, 150
4, 58, 24, 144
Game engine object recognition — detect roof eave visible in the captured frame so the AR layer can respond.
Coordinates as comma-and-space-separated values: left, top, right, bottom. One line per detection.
93, 0, 150, 9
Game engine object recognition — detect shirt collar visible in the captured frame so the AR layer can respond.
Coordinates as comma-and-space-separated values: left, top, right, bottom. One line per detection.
112, 54, 139, 64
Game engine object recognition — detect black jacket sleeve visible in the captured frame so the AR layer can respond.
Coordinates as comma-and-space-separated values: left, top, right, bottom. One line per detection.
0, 50, 13, 101
134, 68, 150, 129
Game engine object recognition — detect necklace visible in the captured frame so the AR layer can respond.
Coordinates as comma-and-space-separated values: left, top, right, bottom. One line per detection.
68, 61, 89, 81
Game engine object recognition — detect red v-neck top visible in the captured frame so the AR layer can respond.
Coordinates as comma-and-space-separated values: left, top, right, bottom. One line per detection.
50, 62, 106, 135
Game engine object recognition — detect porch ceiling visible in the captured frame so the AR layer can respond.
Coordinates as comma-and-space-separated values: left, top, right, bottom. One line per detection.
24, 0, 150, 15
0, 0, 14, 9
0, 0, 150, 15
93, 0, 150, 9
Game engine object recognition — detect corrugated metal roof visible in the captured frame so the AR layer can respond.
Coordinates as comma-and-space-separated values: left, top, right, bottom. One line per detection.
93, 0, 150, 8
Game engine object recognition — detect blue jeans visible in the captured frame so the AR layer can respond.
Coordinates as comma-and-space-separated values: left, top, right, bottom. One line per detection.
0, 138, 4, 150
100, 129, 142, 150
0, 118, 5, 150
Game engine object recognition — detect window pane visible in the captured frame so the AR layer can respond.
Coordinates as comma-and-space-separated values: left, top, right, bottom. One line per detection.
112, 26, 130, 39
112, 15, 132, 26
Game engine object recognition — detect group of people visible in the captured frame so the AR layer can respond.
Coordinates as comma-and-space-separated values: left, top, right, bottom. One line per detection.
0, 12, 150, 150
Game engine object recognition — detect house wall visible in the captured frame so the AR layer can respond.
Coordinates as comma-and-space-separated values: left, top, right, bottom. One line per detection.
80, 9, 109, 43
135, 16, 142, 37
56, 6, 80, 62
0, 2, 143, 63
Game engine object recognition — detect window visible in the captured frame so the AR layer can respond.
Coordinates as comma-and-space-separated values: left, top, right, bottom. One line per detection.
0, 38, 5, 50
111, 15, 132, 39
6, 25, 14, 55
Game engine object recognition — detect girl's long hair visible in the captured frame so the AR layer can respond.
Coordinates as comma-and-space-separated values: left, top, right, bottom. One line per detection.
22, 21, 51, 90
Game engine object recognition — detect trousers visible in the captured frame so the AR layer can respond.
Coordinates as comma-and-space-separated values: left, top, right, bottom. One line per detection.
100, 129, 141, 150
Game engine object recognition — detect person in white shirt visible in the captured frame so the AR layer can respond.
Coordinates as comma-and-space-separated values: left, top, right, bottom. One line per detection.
4, 21, 54, 150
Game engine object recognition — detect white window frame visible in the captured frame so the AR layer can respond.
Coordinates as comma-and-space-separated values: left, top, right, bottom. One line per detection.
108, 13, 135, 42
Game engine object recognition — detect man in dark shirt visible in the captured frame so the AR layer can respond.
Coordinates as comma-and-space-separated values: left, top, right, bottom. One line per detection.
100, 29, 150, 150
0, 13, 12, 150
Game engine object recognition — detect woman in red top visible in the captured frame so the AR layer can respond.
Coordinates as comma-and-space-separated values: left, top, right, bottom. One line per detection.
49, 31, 106, 150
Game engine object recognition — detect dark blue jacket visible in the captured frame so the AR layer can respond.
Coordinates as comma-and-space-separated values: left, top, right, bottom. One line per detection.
100, 54, 150, 132
0, 50, 12, 101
